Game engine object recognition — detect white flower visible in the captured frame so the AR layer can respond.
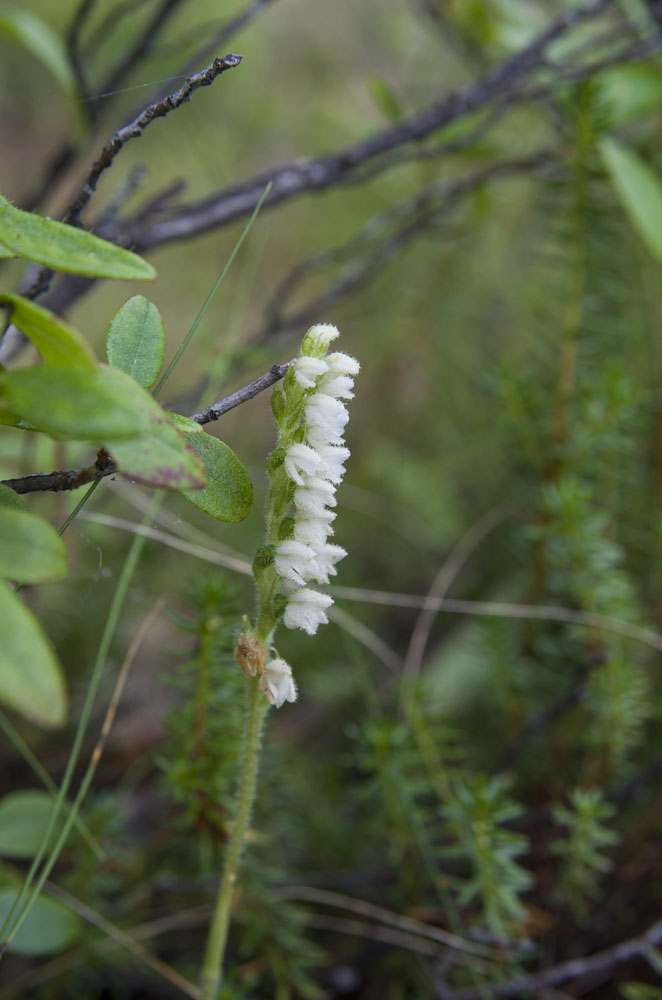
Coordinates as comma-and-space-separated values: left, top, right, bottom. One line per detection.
303, 323, 340, 354
314, 444, 351, 484
319, 373, 355, 399
305, 394, 349, 447
293, 356, 328, 389
259, 658, 297, 707
283, 443, 322, 485
293, 511, 336, 548
326, 352, 360, 376
294, 477, 337, 516
306, 543, 347, 584
274, 539, 316, 586
283, 587, 333, 635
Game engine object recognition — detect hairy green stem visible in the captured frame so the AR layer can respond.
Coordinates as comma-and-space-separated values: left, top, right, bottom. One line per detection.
201, 678, 269, 999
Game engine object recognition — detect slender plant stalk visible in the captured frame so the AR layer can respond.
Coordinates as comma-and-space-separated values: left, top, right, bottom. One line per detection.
200, 679, 269, 999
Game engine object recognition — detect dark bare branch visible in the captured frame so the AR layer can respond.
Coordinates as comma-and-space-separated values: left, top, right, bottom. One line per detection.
123, 0, 616, 251
20, 52, 242, 304
1, 362, 289, 496
65, 52, 242, 228
256, 153, 556, 345
446, 917, 662, 999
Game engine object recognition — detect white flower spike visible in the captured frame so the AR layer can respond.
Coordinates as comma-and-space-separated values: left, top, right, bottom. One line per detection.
254, 326, 357, 688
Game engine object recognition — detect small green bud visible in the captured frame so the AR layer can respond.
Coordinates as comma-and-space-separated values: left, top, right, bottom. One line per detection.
300, 323, 340, 358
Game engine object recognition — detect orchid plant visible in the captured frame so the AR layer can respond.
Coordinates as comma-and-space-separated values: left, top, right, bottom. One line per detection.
201, 324, 358, 997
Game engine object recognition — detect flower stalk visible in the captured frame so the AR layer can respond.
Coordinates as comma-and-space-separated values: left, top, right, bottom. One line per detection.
201, 325, 357, 995
200, 679, 268, 1000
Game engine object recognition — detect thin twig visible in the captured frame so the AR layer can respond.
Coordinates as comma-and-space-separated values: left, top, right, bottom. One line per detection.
448, 917, 662, 999
273, 886, 494, 957
44, 882, 201, 999
330, 587, 662, 654
189, 362, 288, 423
66, 52, 242, 227
151, 0, 280, 101
122, 0, 616, 250
86, 597, 165, 774
401, 503, 517, 695
78, 513, 252, 576
1, 361, 287, 495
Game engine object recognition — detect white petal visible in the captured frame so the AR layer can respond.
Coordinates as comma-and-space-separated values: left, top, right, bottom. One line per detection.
294, 480, 337, 516
293, 356, 328, 389
274, 539, 316, 586
305, 543, 347, 584
315, 444, 350, 484
305, 394, 349, 446
326, 352, 360, 376
319, 373, 354, 399
294, 515, 335, 547
283, 587, 333, 635
259, 658, 298, 707
303, 324, 340, 353
284, 443, 322, 485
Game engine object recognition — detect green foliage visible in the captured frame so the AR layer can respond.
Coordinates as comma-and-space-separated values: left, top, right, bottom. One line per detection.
444, 776, 532, 937
159, 575, 245, 835
0, 887, 81, 955
105, 294, 165, 389
600, 137, 662, 259
0, 8, 77, 104
0, 580, 66, 726
0, 506, 66, 582
0, 790, 65, 858
0, 195, 155, 279
551, 787, 619, 920
181, 429, 254, 522
0, 293, 96, 371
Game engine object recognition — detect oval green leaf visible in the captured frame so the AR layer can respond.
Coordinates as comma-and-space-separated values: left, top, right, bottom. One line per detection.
0, 888, 81, 955
106, 295, 165, 388
109, 416, 206, 491
0, 580, 66, 727
0, 195, 155, 280
0, 293, 96, 372
0, 507, 67, 582
0, 791, 65, 859
0, 365, 155, 441
181, 430, 253, 522
600, 137, 662, 259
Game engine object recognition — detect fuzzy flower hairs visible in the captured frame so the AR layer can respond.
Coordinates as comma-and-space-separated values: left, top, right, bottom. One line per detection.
235, 324, 359, 707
